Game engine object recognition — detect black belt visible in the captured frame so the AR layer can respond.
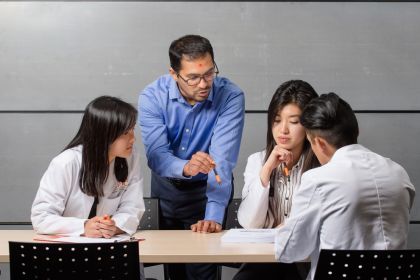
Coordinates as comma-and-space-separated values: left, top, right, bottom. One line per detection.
167, 178, 207, 188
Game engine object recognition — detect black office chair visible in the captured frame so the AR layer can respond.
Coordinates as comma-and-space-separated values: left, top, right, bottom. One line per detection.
314, 249, 420, 280
139, 197, 160, 231
224, 198, 243, 230
217, 198, 243, 280
139, 197, 168, 280
9, 241, 140, 280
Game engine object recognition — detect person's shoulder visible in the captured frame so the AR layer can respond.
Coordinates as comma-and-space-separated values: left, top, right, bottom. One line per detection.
248, 150, 265, 163
368, 149, 410, 178
301, 162, 331, 184
213, 76, 243, 96
49, 146, 82, 170
125, 146, 142, 169
141, 75, 173, 96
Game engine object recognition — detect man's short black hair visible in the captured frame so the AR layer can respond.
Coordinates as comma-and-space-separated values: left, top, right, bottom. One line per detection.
301, 92, 359, 149
169, 34, 214, 73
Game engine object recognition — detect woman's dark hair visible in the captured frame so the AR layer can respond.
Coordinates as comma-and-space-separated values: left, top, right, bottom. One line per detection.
265, 80, 320, 176
169, 34, 214, 73
301, 92, 359, 148
65, 96, 137, 197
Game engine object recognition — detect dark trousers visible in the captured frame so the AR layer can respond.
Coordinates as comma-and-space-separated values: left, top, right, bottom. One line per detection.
233, 263, 309, 280
151, 173, 217, 280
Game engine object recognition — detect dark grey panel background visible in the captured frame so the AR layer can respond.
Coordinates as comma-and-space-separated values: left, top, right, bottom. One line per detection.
1, 2, 420, 110
0, 113, 419, 222
0, 1, 419, 256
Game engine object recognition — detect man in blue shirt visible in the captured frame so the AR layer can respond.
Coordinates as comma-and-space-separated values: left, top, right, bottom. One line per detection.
138, 34, 245, 280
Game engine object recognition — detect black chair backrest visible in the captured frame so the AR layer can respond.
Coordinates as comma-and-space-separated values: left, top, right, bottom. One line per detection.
314, 249, 420, 280
9, 241, 140, 280
224, 198, 242, 229
138, 197, 159, 230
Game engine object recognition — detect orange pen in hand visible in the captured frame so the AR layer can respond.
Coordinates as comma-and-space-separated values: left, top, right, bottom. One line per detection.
103, 215, 112, 220
211, 160, 222, 185
213, 168, 222, 185
283, 165, 290, 182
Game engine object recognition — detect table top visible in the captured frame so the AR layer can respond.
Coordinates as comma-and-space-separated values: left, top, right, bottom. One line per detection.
0, 230, 276, 263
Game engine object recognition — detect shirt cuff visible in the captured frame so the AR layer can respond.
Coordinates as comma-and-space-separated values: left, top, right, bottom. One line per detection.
73, 219, 87, 236
170, 159, 190, 179
204, 201, 226, 225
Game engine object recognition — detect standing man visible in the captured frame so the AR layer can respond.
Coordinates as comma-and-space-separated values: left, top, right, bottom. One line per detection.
138, 34, 245, 279
274, 92, 415, 280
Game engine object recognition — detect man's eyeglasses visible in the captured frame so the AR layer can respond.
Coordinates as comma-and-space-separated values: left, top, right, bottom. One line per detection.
177, 63, 219, 86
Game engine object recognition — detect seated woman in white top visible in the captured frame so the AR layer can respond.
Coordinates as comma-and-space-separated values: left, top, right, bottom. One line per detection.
234, 80, 319, 280
31, 95, 145, 239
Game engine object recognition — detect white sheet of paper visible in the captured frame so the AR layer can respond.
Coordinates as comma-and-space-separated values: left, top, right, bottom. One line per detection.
33, 233, 133, 243
221, 228, 277, 243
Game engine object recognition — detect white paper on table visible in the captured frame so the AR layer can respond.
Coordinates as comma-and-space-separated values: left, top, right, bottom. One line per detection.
221, 228, 277, 243
33, 233, 137, 243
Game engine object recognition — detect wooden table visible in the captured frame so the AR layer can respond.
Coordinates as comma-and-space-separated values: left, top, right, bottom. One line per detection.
0, 230, 276, 263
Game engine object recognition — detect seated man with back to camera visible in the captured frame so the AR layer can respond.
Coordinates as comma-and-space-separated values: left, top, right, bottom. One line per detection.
274, 92, 415, 280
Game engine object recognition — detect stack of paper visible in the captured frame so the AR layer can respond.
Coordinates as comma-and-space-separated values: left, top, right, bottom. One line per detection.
221, 228, 277, 243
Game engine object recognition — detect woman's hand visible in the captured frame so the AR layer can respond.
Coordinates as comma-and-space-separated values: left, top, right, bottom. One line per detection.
260, 146, 293, 187
83, 216, 103, 238
84, 215, 124, 238
98, 215, 124, 238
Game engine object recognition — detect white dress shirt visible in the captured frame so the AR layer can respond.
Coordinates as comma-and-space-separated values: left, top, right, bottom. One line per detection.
275, 144, 415, 280
31, 145, 145, 236
238, 151, 304, 229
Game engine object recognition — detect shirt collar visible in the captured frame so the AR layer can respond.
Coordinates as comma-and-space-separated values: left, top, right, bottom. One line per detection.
330, 144, 366, 162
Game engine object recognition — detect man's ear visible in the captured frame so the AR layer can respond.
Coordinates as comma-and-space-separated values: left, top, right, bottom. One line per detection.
306, 132, 314, 144
169, 68, 178, 81
314, 136, 328, 152
314, 136, 336, 163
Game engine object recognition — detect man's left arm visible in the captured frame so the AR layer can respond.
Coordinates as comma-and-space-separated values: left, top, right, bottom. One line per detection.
204, 90, 245, 228
275, 174, 321, 262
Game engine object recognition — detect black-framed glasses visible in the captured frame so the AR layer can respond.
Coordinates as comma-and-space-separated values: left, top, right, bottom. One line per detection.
177, 63, 219, 86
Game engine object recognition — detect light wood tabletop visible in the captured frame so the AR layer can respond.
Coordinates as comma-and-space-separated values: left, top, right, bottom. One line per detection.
0, 230, 276, 263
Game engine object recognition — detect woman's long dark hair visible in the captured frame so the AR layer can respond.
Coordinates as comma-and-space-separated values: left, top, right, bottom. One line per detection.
65, 96, 137, 197
265, 80, 320, 181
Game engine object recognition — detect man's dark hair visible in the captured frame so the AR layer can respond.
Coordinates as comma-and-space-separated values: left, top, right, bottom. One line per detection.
301, 92, 359, 149
169, 34, 214, 72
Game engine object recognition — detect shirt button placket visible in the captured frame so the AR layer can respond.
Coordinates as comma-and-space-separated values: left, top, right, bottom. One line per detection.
181, 109, 194, 154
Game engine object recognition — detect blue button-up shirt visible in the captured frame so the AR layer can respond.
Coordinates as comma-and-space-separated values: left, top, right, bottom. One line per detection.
138, 74, 245, 224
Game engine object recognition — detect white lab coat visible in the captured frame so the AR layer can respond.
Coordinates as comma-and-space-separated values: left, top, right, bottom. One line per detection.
31, 145, 145, 236
238, 151, 304, 229
275, 144, 415, 280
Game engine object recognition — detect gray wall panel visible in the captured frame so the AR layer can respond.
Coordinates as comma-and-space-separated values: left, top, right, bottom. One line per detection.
357, 114, 420, 219
408, 224, 420, 249
237, 113, 420, 220
1, 2, 420, 110
0, 114, 82, 222
1, 113, 418, 222
0, 113, 151, 222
